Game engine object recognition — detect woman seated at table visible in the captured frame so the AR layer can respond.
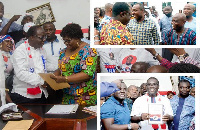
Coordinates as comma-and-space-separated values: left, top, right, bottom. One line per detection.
0, 35, 15, 103
51, 23, 97, 105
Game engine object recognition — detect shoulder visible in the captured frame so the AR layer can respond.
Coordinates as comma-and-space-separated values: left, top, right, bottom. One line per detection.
101, 98, 115, 110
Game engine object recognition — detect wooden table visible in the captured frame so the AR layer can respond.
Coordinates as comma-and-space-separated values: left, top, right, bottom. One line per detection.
0, 104, 97, 130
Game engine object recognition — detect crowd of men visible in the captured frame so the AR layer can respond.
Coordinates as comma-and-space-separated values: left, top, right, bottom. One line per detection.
94, 2, 196, 45
100, 77, 195, 130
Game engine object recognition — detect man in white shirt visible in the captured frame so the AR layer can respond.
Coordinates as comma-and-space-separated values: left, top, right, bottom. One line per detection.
11, 25, 48, 104
0, 50, 6, 106
42, 22, 66, 73
131, 77, 173, 130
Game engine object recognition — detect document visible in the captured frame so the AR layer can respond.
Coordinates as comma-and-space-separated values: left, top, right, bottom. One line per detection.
148, 103, 163, 124
46, 104, 79, 114
3, 119, 34, 130
39, 73, 70, 90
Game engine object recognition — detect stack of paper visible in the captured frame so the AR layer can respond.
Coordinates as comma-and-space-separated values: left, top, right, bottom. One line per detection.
82, 105, 97, 116
46, 104, 79, 114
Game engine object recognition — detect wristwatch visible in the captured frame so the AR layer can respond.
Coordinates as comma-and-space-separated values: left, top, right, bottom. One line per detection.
128, 124, 132, 130
153, 53, 159, 60
178, 53, 189, 62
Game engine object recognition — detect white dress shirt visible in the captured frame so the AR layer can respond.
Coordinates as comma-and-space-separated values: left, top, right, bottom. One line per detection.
0, 50, 6, 105
12, 40, 48, 99
43, 38, 66, 72
131, 93, 173, 130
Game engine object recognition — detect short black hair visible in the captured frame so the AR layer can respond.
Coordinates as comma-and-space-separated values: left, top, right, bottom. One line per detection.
178, 79, 191, 87
169, 63, 200, 73
147, 77, 159, 85
60, 23, 83, 39
26, 25, 42, 38
43, 22, 55, 28
134, 3, 145, 11
112, 2, 130, 17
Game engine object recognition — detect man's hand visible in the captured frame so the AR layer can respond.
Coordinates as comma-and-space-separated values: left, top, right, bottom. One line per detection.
162, 114, 172, 122
141, 113, 150, 120
167, 48, 186, 56
145, 48, 157, 56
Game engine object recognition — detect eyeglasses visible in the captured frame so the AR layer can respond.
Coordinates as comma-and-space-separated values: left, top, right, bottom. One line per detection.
35, 35, 47, 41
146, 83, 158, 86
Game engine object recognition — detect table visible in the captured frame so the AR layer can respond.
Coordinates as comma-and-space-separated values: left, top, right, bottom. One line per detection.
0, 104, 97, 130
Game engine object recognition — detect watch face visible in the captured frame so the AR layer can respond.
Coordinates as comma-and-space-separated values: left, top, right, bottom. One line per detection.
179, 56, 184, 62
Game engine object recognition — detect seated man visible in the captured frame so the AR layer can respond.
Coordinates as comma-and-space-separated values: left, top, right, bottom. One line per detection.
163, 13, 196, 45
131, 77, 173, 130
11, 25, 48, 104
170, 80, 195, 130
100, 2, 134, 45
101, 81, 139, 130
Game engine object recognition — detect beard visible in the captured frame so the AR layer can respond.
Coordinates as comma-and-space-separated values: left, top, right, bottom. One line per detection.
165, 13, 172, 17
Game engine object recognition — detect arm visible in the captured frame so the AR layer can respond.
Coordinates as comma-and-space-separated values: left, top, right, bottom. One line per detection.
94, 28, 100, 45
152, 24, 160, 45
102, 118, 139, 130
131, 113, 150, 123
13, 48, 44, 86
0, 15, 21, 35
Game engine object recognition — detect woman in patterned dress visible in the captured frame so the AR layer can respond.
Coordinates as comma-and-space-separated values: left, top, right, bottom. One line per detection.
51, 23, 97, 105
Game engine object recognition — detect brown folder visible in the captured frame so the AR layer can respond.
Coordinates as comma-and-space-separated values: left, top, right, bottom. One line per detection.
39, 73, 70, 90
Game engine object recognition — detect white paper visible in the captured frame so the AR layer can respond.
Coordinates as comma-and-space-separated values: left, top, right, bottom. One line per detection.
0, 103, 18, 114
46, 104, 79, 114
148, 103, 163, 124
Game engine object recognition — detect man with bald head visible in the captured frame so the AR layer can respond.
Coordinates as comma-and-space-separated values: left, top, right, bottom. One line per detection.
163, 13, 196, 45
99, 3, 113, 32
183, 4, 196, 32
146, 65, 167, 73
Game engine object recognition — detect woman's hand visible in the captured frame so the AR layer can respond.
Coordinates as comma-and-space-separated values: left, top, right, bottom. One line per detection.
50, 75, 66, 83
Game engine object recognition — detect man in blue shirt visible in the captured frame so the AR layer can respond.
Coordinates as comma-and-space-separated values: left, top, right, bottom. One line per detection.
170, 79, 195, 130
183, 4, 196, 32
101, 81, 139, 130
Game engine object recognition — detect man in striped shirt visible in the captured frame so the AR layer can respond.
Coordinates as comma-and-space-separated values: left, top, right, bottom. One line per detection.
163, 13, 196, 45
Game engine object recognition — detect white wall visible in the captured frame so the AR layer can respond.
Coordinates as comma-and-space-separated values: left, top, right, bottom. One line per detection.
1, 0, 90, 30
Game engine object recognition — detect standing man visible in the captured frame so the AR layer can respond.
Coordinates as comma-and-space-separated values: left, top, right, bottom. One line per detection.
183, 4, 196, 32
163, 13, 196, 45
128, 3, 160, 45
101, 81, 139, 130
11, 26, 48, 104
42, 22, 66, 73
170, 80, 195, 130
131, 77, 173, 130
100, 2, 134, 45
99, 3, 113, 32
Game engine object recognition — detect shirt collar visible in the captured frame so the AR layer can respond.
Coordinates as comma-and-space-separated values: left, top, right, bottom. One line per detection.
111, 19, 126, 29
44, 36, 59, 44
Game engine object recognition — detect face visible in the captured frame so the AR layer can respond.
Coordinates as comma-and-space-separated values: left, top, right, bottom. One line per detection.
114, 83, 127, 100
163, 7, 172, 17
94, 14, 99, 28
0, 3, 4, 18
167, 93, 174, 99
95, 8, 100, 16
126, 56, 133, 65
178, 82, 190, 98
43, 23, 56, 41
1, 40, 13, 52
62, 36, 79, 51
190, 87, 195, 97
31, 27, 46, 49
121, 9, 131, 25
128, 86, 139, 99
140, 83, 147, 95
146, 78, 159, 97
183, 5, 194, 17
172, 16, 185, 31
21, 16, 33, 25
132, 4, 144, 21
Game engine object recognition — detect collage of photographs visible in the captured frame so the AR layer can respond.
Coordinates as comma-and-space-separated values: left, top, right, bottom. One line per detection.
0, 0, 199, 130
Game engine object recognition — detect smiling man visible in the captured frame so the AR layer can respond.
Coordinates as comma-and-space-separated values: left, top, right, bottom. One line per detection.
101, 81, 139, 130
163, 13, 196, 45
131, 77, 173, 130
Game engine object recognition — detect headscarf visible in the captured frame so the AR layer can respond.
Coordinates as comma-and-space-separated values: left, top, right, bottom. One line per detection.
0, 35, 15, 55
179, 76, 195, 88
